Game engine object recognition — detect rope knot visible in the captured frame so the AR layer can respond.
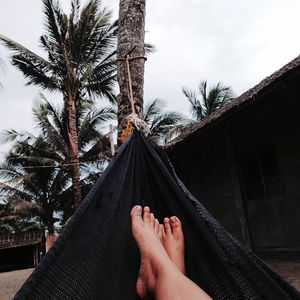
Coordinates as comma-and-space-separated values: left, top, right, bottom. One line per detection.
118, 113, 151, 144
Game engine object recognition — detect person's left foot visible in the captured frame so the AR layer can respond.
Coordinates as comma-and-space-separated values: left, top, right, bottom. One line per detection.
162, 216, 186, 274
131, 206, 172, 299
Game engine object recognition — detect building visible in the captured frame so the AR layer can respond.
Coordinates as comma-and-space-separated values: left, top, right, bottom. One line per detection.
167, 54, 300, 254
0, 230, 44, 272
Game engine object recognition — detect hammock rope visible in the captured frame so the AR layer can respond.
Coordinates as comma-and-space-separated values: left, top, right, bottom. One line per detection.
118, 53, 148, 143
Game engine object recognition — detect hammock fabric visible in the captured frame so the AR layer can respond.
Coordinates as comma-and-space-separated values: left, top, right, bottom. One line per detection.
15, 131, 300, 300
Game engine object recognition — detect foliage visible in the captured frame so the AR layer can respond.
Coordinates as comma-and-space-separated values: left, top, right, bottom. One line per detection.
0, 0, 119, 206
143, 99, 186, 145
0, 201, 41, 234
0, 96, 115, 232
183, 80, 234, 121
0, 0, 118, 103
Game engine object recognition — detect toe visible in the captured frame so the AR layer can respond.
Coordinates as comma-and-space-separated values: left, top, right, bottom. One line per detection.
163, 217, 172, 235
170, 216, 181, 228
154, 218, 159, 233
143, 206, 151, 224
159, 224, 164, 240
131, 205, 143, 220
150, 213, 155, 227
170, 216, 184, 239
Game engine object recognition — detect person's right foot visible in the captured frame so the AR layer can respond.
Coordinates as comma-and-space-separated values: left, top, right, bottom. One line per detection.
162, 216, 186, 274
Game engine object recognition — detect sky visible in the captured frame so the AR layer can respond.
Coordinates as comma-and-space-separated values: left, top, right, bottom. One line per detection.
1, 0, 300, 160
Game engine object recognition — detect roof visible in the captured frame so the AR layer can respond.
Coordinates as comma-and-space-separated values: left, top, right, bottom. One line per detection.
0, 230, 43, 250
165, 54, 300, 149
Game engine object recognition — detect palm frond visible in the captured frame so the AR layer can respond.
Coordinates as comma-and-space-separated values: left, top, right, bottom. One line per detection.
42, 0, 65, 45
144, 42, 156, 56
33, 107, 69, 156
182, 87, 203, 121
184, 80, 234, 120
143, 99, 164, 125
0, 129, 36, 144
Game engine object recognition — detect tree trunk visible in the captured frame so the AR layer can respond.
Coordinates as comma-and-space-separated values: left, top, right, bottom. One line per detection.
66, 99, 82, 207
117, 0, 146, 140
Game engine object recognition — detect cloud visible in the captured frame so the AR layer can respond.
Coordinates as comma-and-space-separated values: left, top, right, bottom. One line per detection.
1, 0, 300, 159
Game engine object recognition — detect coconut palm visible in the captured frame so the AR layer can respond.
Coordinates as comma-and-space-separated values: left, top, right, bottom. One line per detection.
0, 96, 115, 230
183, 80, 234, 121
117, 0, 146, 139
0, 0, 118, 206
0, 160, 69, 234
143, 99, 185, 145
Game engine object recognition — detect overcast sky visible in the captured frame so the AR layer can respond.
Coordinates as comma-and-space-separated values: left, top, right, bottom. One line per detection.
1, 0, 300, 160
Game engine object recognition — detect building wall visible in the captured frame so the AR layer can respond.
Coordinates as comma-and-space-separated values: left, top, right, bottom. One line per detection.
230, 81, 300, 251
0, 245, 35, 272
168, 124, 243, 242
168, 80, 300, 252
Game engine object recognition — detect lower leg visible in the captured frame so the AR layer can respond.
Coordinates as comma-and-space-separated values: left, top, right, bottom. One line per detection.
154, 265, 212, 300
131, 206, 212, 300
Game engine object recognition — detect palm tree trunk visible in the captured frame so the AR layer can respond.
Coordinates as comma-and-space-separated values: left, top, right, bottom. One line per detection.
117, 0, 146, 140
66, 99, 82, 207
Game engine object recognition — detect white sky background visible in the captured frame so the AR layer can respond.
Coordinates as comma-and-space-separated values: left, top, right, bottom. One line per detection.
1, 0, 300, 160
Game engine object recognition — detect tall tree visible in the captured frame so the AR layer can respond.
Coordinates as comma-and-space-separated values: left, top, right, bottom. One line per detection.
117, 0, 146, 140
0, 0, 117, 207
0, 158, 69, 235
183, 80, 234, 121
0, 97, 115, 232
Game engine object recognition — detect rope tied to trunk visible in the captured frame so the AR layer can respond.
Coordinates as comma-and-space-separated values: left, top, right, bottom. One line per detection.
118, 53, 150, 143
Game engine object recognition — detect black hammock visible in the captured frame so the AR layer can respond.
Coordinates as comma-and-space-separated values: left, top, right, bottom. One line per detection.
15, 131, 300, 300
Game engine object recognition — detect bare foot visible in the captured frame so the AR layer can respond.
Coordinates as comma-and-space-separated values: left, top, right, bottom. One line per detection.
131, 206, 173, 299
162, 216, 186, 274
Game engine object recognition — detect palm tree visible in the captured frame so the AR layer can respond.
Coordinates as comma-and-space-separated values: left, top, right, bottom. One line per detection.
183, 80, 234, 121
0, 96, 115, 230
0, 0, 118, 206
143, 99, 185, 145
0, 160, 68, 234
117, 0, 146, 140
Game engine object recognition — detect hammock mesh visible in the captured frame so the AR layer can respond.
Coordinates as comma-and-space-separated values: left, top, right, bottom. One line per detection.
14, 131, 300, 299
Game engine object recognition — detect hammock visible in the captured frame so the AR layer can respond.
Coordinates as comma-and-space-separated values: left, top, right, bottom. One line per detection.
14, 131, 300, 299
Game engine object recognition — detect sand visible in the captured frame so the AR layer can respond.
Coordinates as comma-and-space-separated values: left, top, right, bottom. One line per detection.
0, 268, 33, 300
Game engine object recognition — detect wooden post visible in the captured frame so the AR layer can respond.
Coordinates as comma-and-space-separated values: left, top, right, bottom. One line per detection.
33, 245, 39, 267
109, 124, 115, 156
117, 0, 146, 141
225, 124, 252, 249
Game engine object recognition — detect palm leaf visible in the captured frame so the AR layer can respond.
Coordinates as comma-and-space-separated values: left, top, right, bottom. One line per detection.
143, 99, 164, 124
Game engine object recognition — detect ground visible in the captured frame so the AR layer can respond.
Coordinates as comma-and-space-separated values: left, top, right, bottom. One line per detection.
0, 268, 33, 300
265, 258, 300, 292
0, 260, 299, 299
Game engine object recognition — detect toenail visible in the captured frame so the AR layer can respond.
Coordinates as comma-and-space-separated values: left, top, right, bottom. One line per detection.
136, 205, 142, 212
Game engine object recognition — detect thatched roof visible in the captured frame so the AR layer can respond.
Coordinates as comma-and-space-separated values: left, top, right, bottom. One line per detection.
166, 54, 300, 149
